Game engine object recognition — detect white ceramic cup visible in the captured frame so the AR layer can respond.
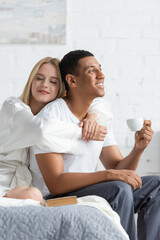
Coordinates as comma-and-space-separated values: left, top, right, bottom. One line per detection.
126, 118, 144, 132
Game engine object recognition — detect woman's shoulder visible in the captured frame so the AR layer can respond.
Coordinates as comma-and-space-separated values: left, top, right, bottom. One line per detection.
3, 96, 22, 105
1, 97, 18, 111
1, 96, 30, 113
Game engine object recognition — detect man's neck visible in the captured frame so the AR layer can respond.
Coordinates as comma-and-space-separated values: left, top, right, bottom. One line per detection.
63, 93, 94, 121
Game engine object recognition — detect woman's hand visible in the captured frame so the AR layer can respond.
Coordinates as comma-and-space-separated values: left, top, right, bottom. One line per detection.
79, 113, 107, 141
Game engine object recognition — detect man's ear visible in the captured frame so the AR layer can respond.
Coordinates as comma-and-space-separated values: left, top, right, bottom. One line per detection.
65, 74, 77, 88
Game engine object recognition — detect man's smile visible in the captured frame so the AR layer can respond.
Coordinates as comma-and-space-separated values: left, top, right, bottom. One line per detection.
95, 82, 104, 88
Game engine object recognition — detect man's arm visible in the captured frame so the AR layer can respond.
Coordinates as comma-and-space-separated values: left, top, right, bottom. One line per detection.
100, 119, 153, 188
100, 120, 153, 170
35, 120, 153, 195
36, 152, 108, 195
36, 151, 142, 196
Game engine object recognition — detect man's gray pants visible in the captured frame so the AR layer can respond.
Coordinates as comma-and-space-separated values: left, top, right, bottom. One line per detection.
47, 175, 160, 240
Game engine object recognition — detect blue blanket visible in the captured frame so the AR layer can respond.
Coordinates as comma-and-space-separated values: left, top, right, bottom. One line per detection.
0, 205, 128, 240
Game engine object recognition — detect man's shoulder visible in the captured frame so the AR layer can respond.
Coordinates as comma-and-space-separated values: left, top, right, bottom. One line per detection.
44, 98, 64, 110
37, 98, 66, 118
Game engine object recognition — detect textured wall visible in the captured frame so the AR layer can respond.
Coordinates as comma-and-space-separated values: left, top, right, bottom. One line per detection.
0, 0, 160, 175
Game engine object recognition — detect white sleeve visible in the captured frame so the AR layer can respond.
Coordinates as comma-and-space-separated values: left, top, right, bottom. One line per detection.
33, 114, 117, 156
36, 117, 82, 154
88, 97, 113, 125
0, 97, 40, 152
0, 97, 81, 154
102, 121, 117, 148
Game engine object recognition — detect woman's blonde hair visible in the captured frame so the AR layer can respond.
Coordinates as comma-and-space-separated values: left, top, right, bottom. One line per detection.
20, 57, 65, 105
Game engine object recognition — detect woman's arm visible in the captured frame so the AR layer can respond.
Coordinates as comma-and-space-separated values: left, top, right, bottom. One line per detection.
79, 113, 107, 141
0, 97, 110, 154
88, 97, 113, 125
0, 97, 40, 152
80, 98, 112, 140
0, 97, 81, 153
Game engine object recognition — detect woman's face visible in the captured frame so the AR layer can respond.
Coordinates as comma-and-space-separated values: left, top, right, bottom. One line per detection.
31, 63, 60, 106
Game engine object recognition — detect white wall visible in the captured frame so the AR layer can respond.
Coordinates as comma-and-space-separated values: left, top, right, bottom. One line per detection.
0, 0, 160, 174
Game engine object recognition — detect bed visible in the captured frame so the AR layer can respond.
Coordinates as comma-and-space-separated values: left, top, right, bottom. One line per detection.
0, 196, 129, 240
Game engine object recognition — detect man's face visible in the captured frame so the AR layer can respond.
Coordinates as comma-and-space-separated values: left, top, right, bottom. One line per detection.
75, 56, 105, 98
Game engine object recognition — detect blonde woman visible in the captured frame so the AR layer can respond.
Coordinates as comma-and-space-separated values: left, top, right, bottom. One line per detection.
0, 57, 109, 201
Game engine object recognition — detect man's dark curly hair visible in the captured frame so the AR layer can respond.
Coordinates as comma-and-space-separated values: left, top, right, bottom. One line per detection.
59, 50, 94, 92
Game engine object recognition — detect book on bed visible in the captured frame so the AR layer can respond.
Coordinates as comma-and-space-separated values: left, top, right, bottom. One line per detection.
40, 196, 77, 207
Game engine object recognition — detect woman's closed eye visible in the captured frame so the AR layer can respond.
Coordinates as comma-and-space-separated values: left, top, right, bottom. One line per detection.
50, 80, 57, 84
36, 77, 43, 81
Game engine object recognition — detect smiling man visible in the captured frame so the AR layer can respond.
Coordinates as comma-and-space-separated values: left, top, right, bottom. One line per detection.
31, 50, 160, 240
